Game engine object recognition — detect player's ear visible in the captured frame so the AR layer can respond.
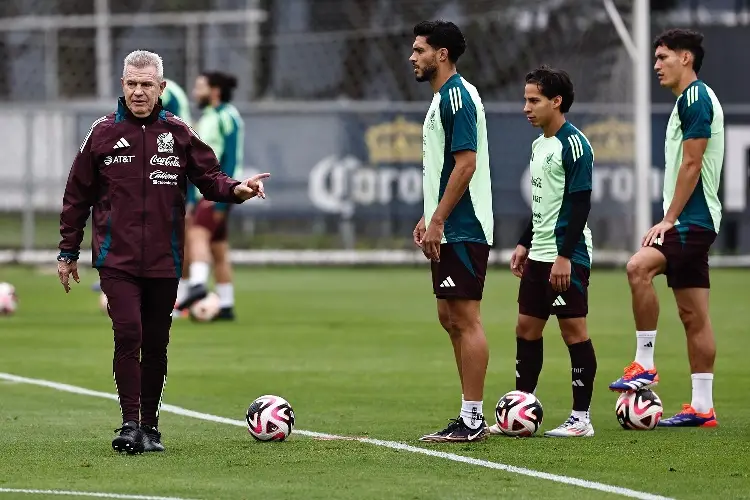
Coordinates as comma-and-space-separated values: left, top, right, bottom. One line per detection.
160, 80, 167, 94
552, 95, 562, 110
438, 47, 448, 63
683, 50, 694, 68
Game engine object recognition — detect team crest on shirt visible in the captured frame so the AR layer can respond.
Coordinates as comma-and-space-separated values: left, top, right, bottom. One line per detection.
543, 153, 554, 174
157, 132, 174, 153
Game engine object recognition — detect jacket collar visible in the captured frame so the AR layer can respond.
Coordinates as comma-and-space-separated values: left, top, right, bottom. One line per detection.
115, 97, 165, 124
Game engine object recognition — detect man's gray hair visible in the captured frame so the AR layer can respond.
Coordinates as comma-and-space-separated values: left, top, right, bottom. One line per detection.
122, 50, 164, 80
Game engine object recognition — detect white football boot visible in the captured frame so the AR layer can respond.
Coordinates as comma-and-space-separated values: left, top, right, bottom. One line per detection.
544, 415, 595, 437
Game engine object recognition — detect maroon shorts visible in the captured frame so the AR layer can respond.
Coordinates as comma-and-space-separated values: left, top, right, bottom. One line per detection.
518, 259, 590, 320
431, 242, 490, 301
650, 224, 716, 289
193, 199, 230, 242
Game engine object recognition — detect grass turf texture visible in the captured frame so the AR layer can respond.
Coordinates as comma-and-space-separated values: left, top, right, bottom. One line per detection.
0, 265, 748, 500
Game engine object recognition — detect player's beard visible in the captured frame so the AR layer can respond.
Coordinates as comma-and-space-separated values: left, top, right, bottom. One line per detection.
415, 61, 437, 83
197, 96, 211, 109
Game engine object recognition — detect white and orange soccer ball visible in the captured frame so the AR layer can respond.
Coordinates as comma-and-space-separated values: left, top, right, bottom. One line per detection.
495, 390, 544, 437
0, 282, 18, 315
246, 395, 295, 441
616, 389, 663, 430
189, 292, 220, 322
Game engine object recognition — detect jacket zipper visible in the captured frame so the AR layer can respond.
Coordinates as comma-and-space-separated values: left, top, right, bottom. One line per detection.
141, 124, 146, 276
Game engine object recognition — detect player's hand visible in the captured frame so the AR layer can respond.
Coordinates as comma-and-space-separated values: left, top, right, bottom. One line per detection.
550, 256, 571, 292
413, 217, 426, 248
234, 172, 271, 201
57, 260, 79, 293
642, 219, 674, 247
510, 245, 529, 279
422, 218, 444, 262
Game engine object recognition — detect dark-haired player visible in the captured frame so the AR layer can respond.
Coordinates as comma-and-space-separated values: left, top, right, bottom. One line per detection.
609, 29, 723, 428
410, 20, 494, 443
490, 66, 597, 438
177, 71, 244, 320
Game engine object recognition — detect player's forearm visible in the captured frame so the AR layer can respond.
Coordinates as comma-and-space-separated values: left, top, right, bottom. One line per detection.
559, 190, 591, 259
431, 160, 475, 224
664, 162, 702, 223
59, 204, 90, 257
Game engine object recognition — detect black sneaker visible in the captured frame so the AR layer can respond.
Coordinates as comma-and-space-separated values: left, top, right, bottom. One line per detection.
176, 284, 207, 311
141, 424, 165, 452
419, 416, 489, 443
112, 421, 144, 454
212, 307, 235, 321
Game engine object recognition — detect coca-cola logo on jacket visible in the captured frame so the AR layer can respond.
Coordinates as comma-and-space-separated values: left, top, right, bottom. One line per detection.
150, 155, 180, 168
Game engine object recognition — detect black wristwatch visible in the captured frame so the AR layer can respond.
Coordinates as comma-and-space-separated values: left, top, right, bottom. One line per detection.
57, 254, 76, 264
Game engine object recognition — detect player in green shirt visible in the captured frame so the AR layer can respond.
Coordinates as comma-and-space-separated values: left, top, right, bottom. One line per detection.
410, 20, 494, 443
495, 66, 598, 438
161, 78, 195, 317
161, 78, 192, 124
610, 30, 723, 428
176, 72, 245, 321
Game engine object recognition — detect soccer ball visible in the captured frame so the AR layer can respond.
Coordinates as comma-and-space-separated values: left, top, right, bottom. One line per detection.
189, 292, 220, 322
246, 395, 295, 441
99, 292, 109, 313
0, 282, 18, 315
494, 390, 544, 437
615, 389, 663, 430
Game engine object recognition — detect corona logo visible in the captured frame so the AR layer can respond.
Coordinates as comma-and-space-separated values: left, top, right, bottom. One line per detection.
365, 116, 423, 164
583, 117, 634, 163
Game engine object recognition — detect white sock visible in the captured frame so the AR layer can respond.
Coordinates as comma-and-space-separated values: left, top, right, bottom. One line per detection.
571, 410, 589, 423
691, 373, 714, 413
216, 283, 234, 308
176, 279, 190, 305
189, 262, 210, 287
634, 330, 657, 370
460, 400, 483, 429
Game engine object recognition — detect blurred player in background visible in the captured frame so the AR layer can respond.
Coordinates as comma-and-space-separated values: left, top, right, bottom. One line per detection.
410, 20, 494, 443
493, 66, 597, 438
162, 78, 196, 314
610, 29, 724, 428
176, 71, 244, 320
161, 78, 192, 123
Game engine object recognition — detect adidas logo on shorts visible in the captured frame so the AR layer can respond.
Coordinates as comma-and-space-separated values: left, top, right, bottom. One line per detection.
439, 276, 456, 288
552, 295, 566, 307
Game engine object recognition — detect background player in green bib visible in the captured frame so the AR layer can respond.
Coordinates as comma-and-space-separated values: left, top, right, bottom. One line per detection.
177, 72, 245, 321
497, 66, 598, 438
610, 30, 723, 428
161, 78, 196, 316
409, 20, 494, 443
161, 78, 192, 124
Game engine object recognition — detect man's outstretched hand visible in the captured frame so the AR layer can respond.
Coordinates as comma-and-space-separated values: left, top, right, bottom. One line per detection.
233, 173, 271, 201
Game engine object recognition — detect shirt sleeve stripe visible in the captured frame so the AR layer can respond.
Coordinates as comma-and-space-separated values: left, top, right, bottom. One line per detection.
568, 134, 584, 161
448, 87, 463, 115
79, 116, 108, 153
170, 114, 201, 138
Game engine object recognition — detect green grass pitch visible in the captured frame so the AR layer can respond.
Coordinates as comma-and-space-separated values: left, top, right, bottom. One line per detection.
0, 265, 748, 500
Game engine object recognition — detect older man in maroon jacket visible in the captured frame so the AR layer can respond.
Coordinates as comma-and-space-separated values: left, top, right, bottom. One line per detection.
56, 50, 269, 455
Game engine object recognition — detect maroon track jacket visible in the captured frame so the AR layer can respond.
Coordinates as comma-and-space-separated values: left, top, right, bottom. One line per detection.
59, 97, 243, 278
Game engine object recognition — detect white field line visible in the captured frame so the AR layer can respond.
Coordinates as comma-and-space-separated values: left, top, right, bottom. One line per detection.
0, 373, 675, 500
0, 489, 195, 500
